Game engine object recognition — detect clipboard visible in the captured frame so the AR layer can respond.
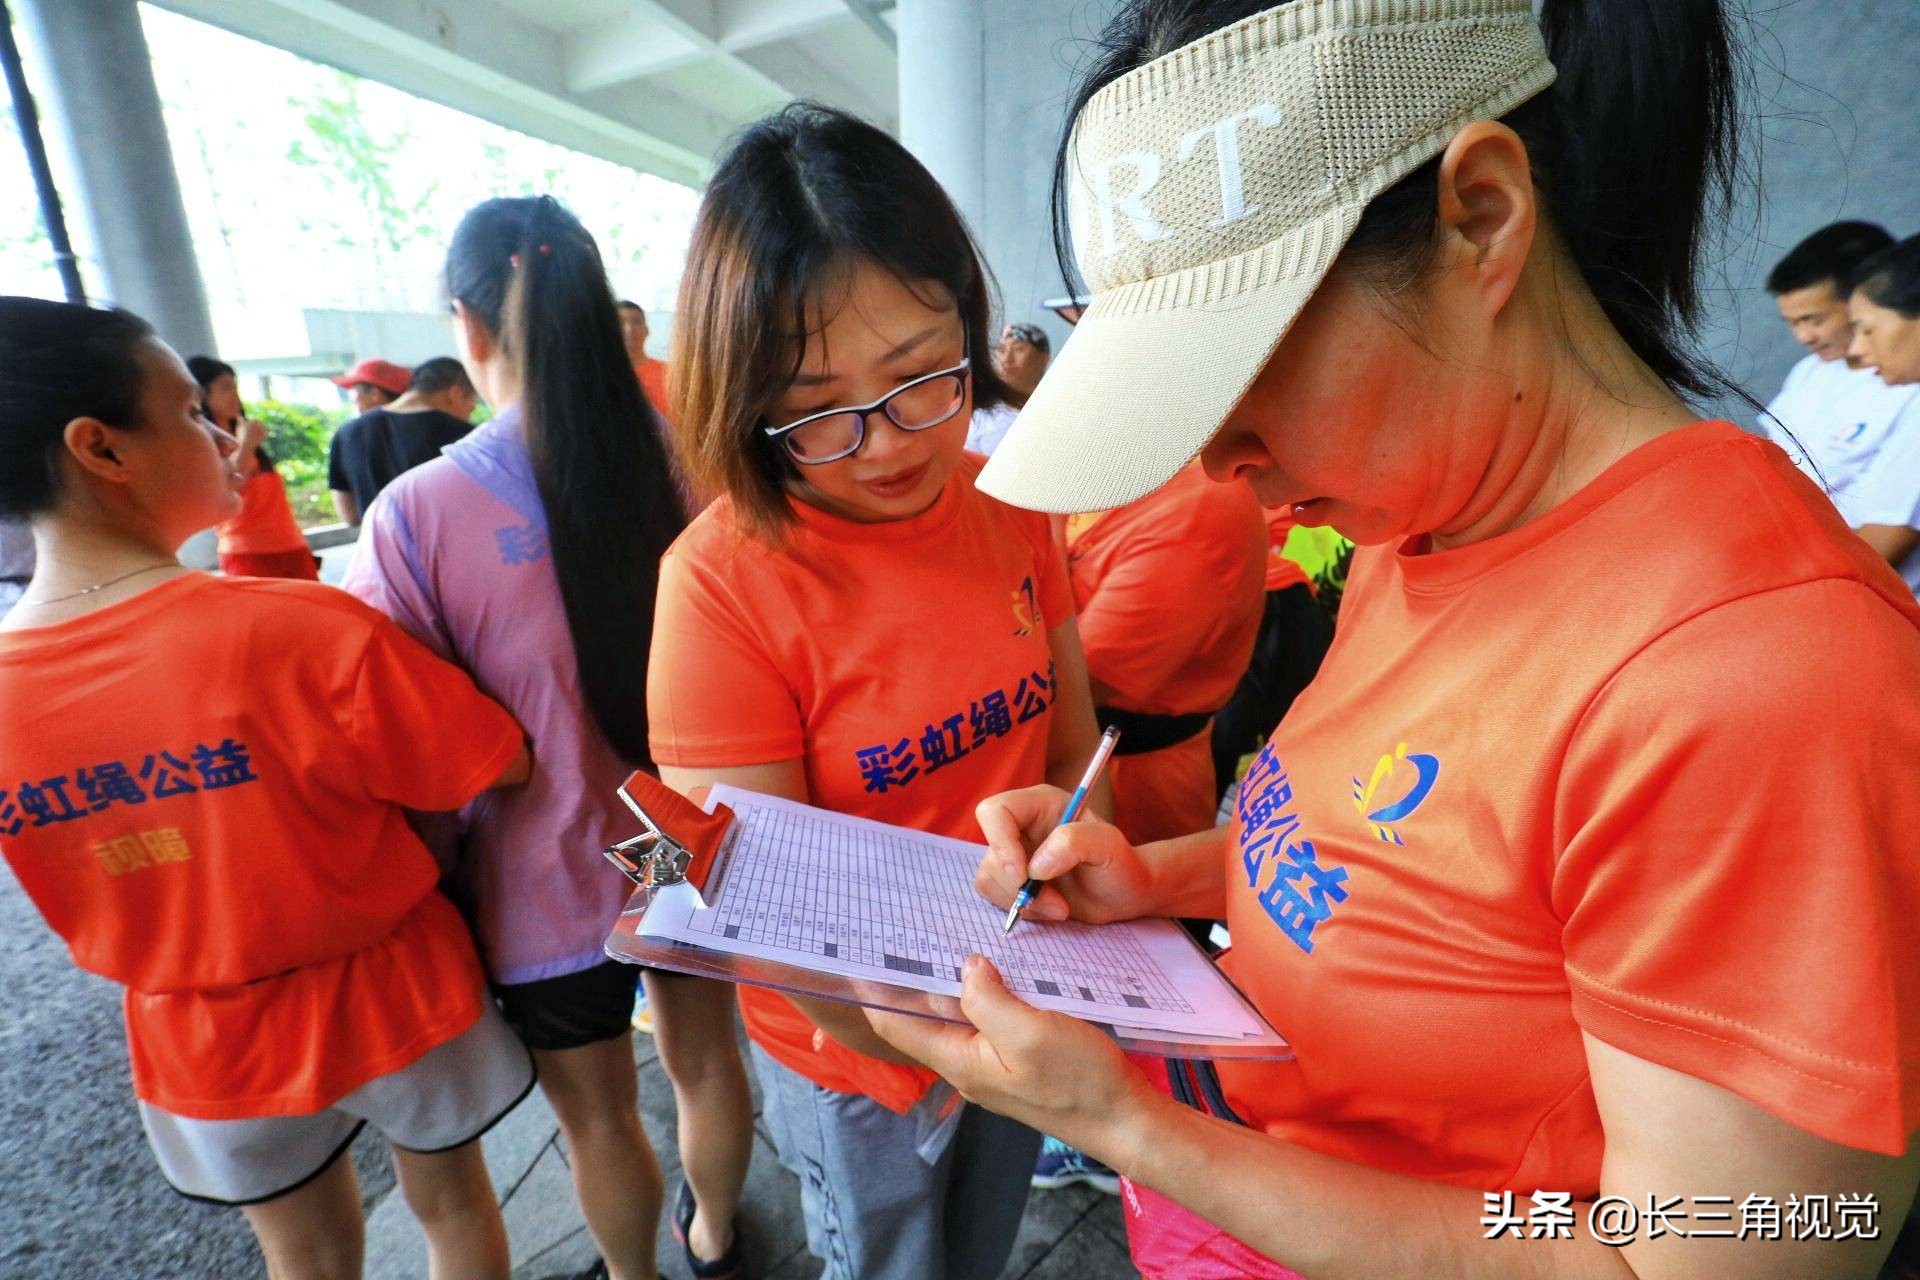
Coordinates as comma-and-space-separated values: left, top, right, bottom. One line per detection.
600, 770, 1292, 1062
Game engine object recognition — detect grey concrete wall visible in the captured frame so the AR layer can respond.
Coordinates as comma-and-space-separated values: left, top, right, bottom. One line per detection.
1701, 0, 1920, 419
899, 0, 1121, 352
903, 0, 1918, 416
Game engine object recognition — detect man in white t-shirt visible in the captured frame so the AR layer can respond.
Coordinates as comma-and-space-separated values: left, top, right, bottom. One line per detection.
1759, 221, 1920, 590
966, 323, 1052, 455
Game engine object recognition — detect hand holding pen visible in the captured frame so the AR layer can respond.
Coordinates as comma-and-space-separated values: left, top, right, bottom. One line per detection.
1002, 725, 1122, 935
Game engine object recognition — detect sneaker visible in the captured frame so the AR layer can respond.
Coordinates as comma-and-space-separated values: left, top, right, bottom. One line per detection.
673, 1180, 743, 1279
630, 982, 654, 1035
1031, 1136, 1121, 1194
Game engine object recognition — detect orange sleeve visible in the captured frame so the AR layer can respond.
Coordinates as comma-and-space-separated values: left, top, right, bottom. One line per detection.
1077, 485, 1266, 710
1553, 580, 1920, 1155
348, 616, 523, 811
646, 546, 806, 767
1025, 510, 1076, 630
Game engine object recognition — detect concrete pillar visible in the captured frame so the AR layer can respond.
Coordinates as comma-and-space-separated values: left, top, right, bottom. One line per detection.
898, 0, 987, 234
897, 0, 1120, 350
15, 0, 216, 358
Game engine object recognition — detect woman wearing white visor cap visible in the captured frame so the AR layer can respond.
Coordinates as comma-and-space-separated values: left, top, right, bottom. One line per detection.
871, 1, 1920, 1277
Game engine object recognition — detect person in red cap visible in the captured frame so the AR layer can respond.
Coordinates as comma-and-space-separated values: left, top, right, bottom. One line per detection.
332, 358, 412, 415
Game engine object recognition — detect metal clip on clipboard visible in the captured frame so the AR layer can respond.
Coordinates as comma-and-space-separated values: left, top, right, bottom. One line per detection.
602, 780, 694, 893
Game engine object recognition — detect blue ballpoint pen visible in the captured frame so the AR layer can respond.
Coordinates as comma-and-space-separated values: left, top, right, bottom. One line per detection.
1002, 724, 1122, 935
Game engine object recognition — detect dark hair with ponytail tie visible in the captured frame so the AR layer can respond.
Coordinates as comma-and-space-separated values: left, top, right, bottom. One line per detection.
1056, 0, 1748, 404
445, 195, 686, 765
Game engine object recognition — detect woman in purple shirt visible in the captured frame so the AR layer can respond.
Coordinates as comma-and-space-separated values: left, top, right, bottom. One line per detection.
345, 195, 753, 1280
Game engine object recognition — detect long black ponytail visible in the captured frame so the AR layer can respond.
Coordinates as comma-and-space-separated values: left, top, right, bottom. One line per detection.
446, 196, 685, 765
1056, 0, 1748, 402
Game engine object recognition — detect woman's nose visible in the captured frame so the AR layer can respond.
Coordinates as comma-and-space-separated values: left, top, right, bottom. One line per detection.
1199, 418, 1268, 484
857, 413, 920, 463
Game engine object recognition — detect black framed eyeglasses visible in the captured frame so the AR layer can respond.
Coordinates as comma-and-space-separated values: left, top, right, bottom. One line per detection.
762, 355, 972, 465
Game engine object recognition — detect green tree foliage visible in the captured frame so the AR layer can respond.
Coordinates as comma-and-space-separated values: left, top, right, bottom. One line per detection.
252, 399, 346, 526
285, 71, 439, 306
254, 398, 340, 469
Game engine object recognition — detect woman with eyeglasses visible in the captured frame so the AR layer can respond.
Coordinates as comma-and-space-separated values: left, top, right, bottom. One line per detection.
649, 102, 1108, 1280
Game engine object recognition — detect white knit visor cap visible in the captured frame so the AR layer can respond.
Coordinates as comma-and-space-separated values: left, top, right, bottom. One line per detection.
978, 0, 1557, 513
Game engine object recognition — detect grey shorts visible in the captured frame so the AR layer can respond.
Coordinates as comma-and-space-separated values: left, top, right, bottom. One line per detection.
139, 1003, 535, 1205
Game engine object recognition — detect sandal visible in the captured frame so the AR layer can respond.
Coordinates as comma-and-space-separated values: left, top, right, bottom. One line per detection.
672, 1180, 743, 1279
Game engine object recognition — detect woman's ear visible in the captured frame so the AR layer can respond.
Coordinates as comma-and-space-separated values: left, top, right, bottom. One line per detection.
1431, 120, 1538, 319
451, 299, 496, 368
62, 418, 132, 485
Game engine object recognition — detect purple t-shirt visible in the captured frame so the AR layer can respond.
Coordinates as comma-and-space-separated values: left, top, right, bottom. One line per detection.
342, 406, 636, 984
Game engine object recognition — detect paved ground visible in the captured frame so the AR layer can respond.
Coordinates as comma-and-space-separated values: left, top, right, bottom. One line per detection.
0, 870, 1138, 1278
363, 1020, 1137, 1280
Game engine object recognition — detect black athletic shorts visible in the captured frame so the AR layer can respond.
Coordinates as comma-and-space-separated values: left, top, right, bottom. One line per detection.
494, 959, 641, 1051
493, 959, 698, 1051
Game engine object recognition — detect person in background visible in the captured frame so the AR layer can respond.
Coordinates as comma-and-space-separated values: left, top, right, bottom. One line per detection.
1844, 233, 1920, 591
346, 196, 733, 1280
966, 323, 1050, 456
1760, 223, 1917, 509
654, 103, 1106, 1280
0, 519, 30, 617
1210, 503, 1335, 797
1067, 467, 1265, 846
1032, 462, 1265, 1197
618, 300, 674, 425
331, 357, 411, 415
327, 356, 479, 526
0, 296, 536, 1280
188, 356, 317, 581
872, 1, 1920, 1278
1042, 294, 1088, 327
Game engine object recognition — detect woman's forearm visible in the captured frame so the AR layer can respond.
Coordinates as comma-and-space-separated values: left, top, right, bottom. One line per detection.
1137, 827, 1232, 920
788, 994, 923, 1066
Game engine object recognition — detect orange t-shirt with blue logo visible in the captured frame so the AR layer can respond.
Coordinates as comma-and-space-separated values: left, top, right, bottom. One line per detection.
1204, 422, 1920, 1216
648, 454, 1073, 1112
1066, 466, 1266, 843
0, 574, 524, 1119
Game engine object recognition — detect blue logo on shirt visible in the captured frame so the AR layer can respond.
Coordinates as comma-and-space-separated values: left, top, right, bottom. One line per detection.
1238, 744, 1348, 955
493, 522, 549, 566
1351, 743, 1440, 845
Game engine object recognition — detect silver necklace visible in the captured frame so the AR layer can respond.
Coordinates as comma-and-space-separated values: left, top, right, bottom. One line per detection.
18, 563, 180, 607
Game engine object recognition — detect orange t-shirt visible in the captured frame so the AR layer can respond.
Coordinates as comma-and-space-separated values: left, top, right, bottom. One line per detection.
0, 574, 524, 1119
636, 359, 673, 426
216, 468, 308, 555
1213, 422, 1920, 1203
1066, 466, 1265, 843
1262, 504, 1311, 594
649, 454, 1074, 1111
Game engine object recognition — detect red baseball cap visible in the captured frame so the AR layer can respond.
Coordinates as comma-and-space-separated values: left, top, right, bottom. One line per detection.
331, 358, 411, 396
